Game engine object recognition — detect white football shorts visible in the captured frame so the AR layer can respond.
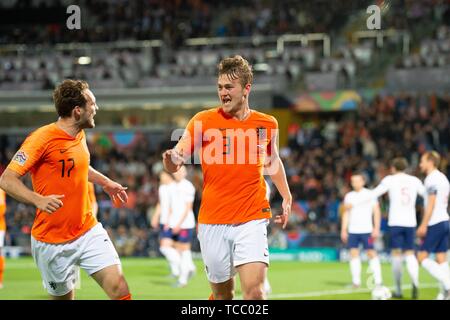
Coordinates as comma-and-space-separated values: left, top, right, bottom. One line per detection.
197, 218, 269, 283
31, 223, 121, 296
0, 230, 4, 248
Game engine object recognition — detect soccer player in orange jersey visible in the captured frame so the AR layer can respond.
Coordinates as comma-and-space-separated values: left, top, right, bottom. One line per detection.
0, 188, 6, 289
0, 80, 131, 300
163, 55, 292, 300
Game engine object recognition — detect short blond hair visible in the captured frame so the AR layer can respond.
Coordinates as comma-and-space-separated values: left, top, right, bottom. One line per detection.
423, 151, 441, 167
218, 55, 253, 87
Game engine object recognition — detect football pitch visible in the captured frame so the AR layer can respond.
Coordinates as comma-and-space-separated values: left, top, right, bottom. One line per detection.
0, 257, 441, 300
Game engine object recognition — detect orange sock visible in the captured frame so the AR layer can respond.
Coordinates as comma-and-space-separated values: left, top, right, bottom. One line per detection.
0, 256, 4, 284
208, 293, 214, 300
118, 293, 132, 300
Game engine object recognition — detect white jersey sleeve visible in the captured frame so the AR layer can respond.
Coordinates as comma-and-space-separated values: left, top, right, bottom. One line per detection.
345, 188, 375, 234
424, 170, 450, 226
169, 179, 196, 229
158, 184, 172, 224
372, 176, 390, 198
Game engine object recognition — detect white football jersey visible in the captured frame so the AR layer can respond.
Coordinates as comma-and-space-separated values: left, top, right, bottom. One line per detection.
158, 183, 174, 224
424, 169, 450, 226
169, 179, 196, 229
344, 188, 377, 234
372, 173, 425, 227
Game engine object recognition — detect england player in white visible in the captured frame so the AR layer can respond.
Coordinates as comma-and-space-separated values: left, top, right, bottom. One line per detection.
370, 158, 425, 299
169, 165, 197, 287
151, 171, 181, 279
417, 151, 450, 300
341, 173, 383, 289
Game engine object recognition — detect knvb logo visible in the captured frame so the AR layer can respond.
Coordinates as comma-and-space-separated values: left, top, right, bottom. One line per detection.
66, 5, 81, 30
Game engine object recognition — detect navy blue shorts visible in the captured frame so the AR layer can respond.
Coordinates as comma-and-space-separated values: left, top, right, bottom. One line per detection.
389, 226, 416, 251
348, 233, 374, 250
420, 221, 450, 253
159, 224, 194, 243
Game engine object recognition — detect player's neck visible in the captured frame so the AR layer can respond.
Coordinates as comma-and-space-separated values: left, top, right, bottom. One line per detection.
231, 105, 251, 121
56, 118, 82, 137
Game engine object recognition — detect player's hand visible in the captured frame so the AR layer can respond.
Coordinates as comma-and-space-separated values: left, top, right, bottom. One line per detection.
416, 224, 427, 238
163, 149, 184, 173
151, 218, 159, 230
371, 229, 380, 239
103, 180, 128, 204
274, 197, 291, 229
163, 224, 170, 231
35, 194, 64, 214
172, 226, 181, 235
341, 231, 348, 243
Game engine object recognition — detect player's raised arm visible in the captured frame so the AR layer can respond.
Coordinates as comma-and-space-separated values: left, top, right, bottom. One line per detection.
0, 168, 64, 214
88, 166, 128, 204
265, 129, 292, 229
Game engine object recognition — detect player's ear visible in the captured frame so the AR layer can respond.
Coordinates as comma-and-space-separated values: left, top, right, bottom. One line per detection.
72, 105, 82, 119
245, 83, 251, 96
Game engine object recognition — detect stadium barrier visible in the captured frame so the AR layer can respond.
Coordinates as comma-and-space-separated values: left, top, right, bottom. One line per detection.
269, 248, 339, 262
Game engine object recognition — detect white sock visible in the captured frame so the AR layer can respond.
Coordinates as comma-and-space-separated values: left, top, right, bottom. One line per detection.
391, 255, 403, 293
179, 250, 194, 285
422, 258, 450, 290
350, 258, 361, 286
369, 257, 383, 286
160, 246, 181, 277
439, 262, 450, 291
405, 254, 419, 287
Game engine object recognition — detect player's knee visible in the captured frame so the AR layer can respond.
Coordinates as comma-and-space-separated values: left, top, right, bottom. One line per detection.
110, 276, 130, 299
214, 290, 234, 300
243, 286, 265, 300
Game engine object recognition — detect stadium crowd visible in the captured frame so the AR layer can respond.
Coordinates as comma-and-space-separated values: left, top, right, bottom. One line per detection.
0, 91, 449, 256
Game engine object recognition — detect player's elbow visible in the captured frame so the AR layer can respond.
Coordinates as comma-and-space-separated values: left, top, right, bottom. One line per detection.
0, 170, 10, 191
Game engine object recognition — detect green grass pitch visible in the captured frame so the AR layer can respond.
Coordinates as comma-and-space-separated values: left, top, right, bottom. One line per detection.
0, 257, 441, 300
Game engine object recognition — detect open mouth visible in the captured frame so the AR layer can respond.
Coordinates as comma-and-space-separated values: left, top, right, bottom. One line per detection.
222, 97, 231, 105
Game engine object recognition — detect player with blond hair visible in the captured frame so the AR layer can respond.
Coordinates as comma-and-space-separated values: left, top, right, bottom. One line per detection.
163, 55, 292, 300
417, 151, 450, 300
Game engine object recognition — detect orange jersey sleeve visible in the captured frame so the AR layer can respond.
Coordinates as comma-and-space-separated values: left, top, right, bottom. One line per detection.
0, 189, 5, 231
183, 108, 277, 224
7, 123, 96, 243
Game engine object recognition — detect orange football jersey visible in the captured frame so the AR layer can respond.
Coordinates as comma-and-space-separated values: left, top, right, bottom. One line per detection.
7, 123, 97, 243
176, 107, 277, 224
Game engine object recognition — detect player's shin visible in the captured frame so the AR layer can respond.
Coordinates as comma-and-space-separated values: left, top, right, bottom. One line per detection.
405, 254, 419, 287
391, 255, 403, 294
350, 258, 362, 287
0, 255, 4, 287
422, 258, 450, 290
160, 246, 181, 277
178, 250, 193, 286
369, 257, 383, 286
